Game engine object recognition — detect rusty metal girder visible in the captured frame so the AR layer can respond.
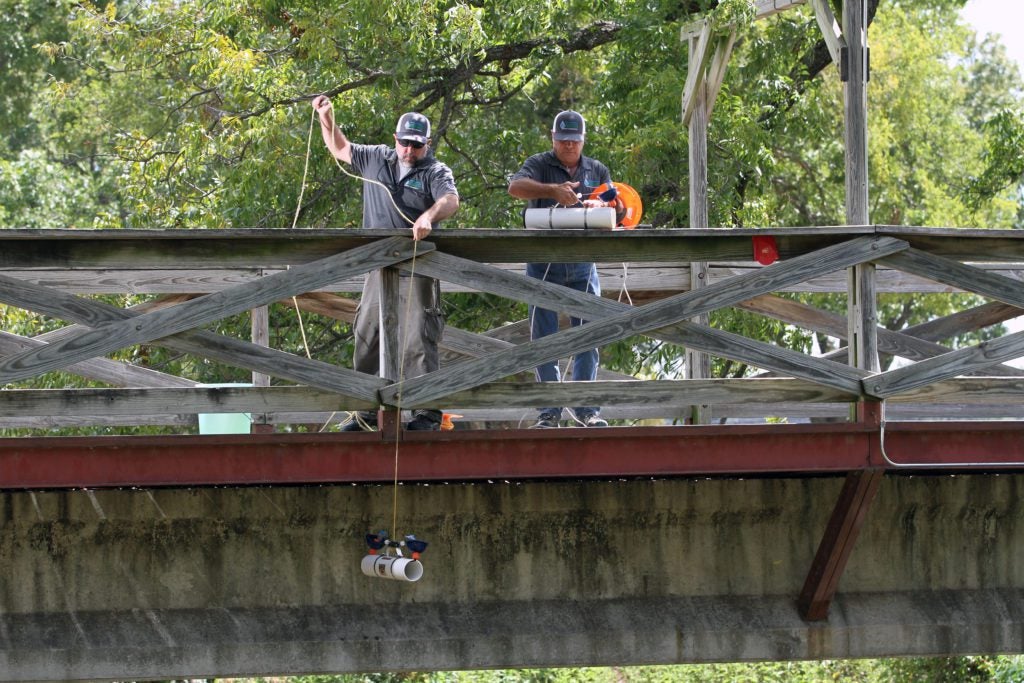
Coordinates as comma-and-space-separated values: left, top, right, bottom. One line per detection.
2, 421, 1023, 490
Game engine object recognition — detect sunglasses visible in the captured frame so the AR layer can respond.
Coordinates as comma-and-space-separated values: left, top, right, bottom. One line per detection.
397, 138, 425, 149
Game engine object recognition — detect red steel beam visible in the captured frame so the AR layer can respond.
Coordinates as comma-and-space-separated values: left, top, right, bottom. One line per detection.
1, 422, 1023, 490
797, 468, 884, 621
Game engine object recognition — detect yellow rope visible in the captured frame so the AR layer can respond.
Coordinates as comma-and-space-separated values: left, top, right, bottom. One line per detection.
295, 106, 422, 532
392, 240, 418, 535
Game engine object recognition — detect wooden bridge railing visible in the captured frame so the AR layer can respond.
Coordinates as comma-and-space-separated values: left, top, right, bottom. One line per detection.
2, 226, 1024, 430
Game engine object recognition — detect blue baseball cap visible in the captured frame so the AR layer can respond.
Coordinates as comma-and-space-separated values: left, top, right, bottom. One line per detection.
552, 110, 586, 141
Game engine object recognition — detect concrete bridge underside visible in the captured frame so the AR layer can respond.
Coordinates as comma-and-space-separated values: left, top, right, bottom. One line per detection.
2, 473, 1023, 681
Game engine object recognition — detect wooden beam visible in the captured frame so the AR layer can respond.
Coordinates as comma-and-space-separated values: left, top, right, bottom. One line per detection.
810, 0, 845, 64
7, 261, 1023, 296
0, 380, 848, 418
739, 294, 1024, 375
755, 0, 807, 18
0, 330, 196, 388
6, 227, 1024, 267
385, 237, 906, 406
0, 273, 386, 402
843, 0, 869, 225
680, 0, 806, 39
879, 249, 1024, 310
705, 30, 738, 118
404, 252, 870, 396
681, 20, 715, 125
0, 237, 430, 383
904, 301, 1024, 343
864, 330, 1024, 399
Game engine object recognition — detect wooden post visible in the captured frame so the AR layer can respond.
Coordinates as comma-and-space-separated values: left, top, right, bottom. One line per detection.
379, 267, 401, 433
687, 35, 712, 424
250, 302, 273, 434
844, 0, 876, 375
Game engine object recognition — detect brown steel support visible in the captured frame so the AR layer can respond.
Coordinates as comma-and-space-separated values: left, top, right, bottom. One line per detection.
798, 399, 884, 621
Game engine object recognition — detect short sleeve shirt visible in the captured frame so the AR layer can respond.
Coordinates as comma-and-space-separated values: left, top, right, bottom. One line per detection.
510, 150, 612, 209
348, 144, 458, 229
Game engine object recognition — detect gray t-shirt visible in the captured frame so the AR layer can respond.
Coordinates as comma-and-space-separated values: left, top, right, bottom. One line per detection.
510, 150, 612, 210
348, 143, 458, 229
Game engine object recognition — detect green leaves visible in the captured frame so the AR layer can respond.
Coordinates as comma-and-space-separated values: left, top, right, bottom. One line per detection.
2, 0, 1023, 385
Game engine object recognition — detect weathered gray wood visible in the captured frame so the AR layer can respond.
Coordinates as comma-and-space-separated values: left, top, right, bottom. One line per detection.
739, 294, 1024, 375
687, 29, 713, 424
711, 263, 1024, 294
7, 373, 1022, 426
682, 21, 714, 126
0, 386, 370, 418
891, 377, 1024, 404
6, 228, 1024, 268
0, 237, 429, 383
10, 399, 1024, 428
386, 236, 906, 406
849, 263, 879, 372
9, 262, 1023, 296
420, 378, 854, 410
380, 269, 400, 382
810, 0, 845, 64
0, 330, 197, 388
0, 415, 196, 429
0, 380, 852, 420
705, 29, 737, 119
252, 304, 270, 388
755, 0, 806, 18
902, 301, 1024, 343
879, 249, 1024, 310
669, 321, 867, 391
844, 0, 869, 227
404, 251, 869, 395
0, 272, 385, 401
688, 36, 710, 232
687, 264, 713, 421
865, 330, 1024, 399
680, 0, 806, 39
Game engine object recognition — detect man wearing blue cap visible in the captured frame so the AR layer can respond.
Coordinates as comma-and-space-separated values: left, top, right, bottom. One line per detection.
313, 96, 459, 431
508, 110, 621, 429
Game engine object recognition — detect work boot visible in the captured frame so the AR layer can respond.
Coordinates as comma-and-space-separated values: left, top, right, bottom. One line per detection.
406, 409, 442, 431
531, 412, 561, 429
341, 412, 377, 432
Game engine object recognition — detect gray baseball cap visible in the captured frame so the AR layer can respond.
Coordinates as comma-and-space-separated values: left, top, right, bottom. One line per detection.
552, 110, 585, 141
396, 112, 431, 144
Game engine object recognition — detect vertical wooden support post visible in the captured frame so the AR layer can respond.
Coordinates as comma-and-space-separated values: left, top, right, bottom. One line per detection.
250, 302, 273, 434
843, 0, 876, 378
687, 35, 711, 424
379, 267, 401, 435
800, 0, 881, 622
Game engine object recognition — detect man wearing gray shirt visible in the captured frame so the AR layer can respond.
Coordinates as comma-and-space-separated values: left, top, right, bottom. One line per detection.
509, 110, 621, 429
313, 96, 459, 431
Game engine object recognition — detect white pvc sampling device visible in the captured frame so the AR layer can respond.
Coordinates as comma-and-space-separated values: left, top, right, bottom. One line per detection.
361, 554, 424, 582
524, 206, 616, 230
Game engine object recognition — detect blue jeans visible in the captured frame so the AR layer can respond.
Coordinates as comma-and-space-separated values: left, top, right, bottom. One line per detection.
526, 262, 601, 419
